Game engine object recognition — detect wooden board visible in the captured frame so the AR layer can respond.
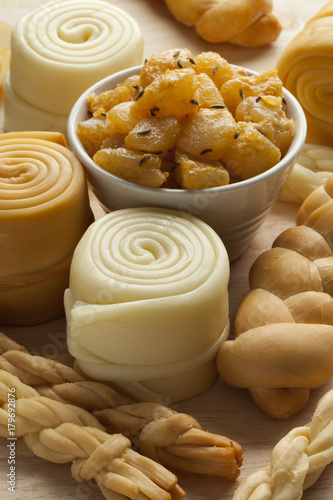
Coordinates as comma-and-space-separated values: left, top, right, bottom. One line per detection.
0, 1, 332, 498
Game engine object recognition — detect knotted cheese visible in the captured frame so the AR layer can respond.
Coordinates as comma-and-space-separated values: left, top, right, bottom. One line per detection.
4, 0, 143, 135
0, 131, 93, 325
276, 1, 333, 146
65, 208, 230, 403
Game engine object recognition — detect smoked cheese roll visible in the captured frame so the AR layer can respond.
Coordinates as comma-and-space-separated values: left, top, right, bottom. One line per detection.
0, 131, 93, 325
277, 2, 333, 146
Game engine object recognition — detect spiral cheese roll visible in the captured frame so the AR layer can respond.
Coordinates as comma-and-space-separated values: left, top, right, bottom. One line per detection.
65, 208, 230, 403
4, 0, 143, 135
0, 131, 94, 325
276, 2, 333, 146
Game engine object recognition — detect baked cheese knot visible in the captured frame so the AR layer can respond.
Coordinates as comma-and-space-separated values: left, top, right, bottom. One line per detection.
0, 131, 93, 325
163, 0, 282, 46
0, 371, 184, 500
232, 389, 333, 499
217, 174, 333, 419
65, 207, 230, 403
4, 0, 143, 134
277, 1, 333, 146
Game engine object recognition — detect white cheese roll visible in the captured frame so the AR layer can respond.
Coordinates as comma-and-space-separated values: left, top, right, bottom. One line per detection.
0, 131, 93, 325
5, 0, 143, 134
65, 208, 230, 403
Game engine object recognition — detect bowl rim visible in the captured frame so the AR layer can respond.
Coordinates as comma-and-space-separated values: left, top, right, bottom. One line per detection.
68, 64, 307, 196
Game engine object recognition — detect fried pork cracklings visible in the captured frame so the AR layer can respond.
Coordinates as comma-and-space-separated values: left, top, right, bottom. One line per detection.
78, 49, 294, 189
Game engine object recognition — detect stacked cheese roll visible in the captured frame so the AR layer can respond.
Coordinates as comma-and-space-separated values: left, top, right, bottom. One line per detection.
0, 132, 93, 325
4, 0, 143, 135
277, 1, 333, 146
65, 208, 230, 403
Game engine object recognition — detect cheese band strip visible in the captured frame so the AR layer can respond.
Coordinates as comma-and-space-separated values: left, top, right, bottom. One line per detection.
65, 208, 230, 403
0, 131, 93, 325
4, 0, 143, 134
276, 1, 333, 146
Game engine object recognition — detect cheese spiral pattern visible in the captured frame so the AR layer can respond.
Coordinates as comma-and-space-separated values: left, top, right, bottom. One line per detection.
0, 132, 93, 325
4, 0, 143, 133
65, 207, 230, 403
276, 1, 333, 146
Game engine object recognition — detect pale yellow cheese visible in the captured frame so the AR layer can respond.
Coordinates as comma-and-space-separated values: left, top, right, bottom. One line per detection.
65, 208, 230, 403
276, 1, 333, 146
0, 131, 94, 325
0, 22, 12, 50
280, 143, 333, 204
3, 73, 68, 135
4, 0, 143, 134
0, 22, 12, 89
0, 48, 10, 90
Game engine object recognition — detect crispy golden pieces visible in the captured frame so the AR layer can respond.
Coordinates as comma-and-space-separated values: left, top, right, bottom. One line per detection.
93, 147, 168, 188
78, 49, 294, 188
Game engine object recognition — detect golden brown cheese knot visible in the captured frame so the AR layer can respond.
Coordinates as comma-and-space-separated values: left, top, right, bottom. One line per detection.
95, 402, 243, 481
0, 370, 185, 500
162, 0, 282, 46
217, 175, 333, 419
232, 389, 333, 499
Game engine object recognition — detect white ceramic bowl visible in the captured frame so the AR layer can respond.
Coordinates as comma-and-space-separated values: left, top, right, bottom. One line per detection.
68, 65, 307, 262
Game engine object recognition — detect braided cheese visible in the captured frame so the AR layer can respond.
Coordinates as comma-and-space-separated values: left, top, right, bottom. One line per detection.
162, 0, 281, 46
232, 389, 333, 499
217, 174, 333, 419
95, 402, 243, 481
0, 331, 243, 479
0, 370, 184, 500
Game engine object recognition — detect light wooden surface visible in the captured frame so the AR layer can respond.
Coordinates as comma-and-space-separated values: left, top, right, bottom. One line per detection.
1, 0, 332, 498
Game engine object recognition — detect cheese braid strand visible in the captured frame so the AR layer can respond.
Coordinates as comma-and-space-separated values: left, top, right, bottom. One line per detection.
0, 332, 243, 480
0, 369, 185, 500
